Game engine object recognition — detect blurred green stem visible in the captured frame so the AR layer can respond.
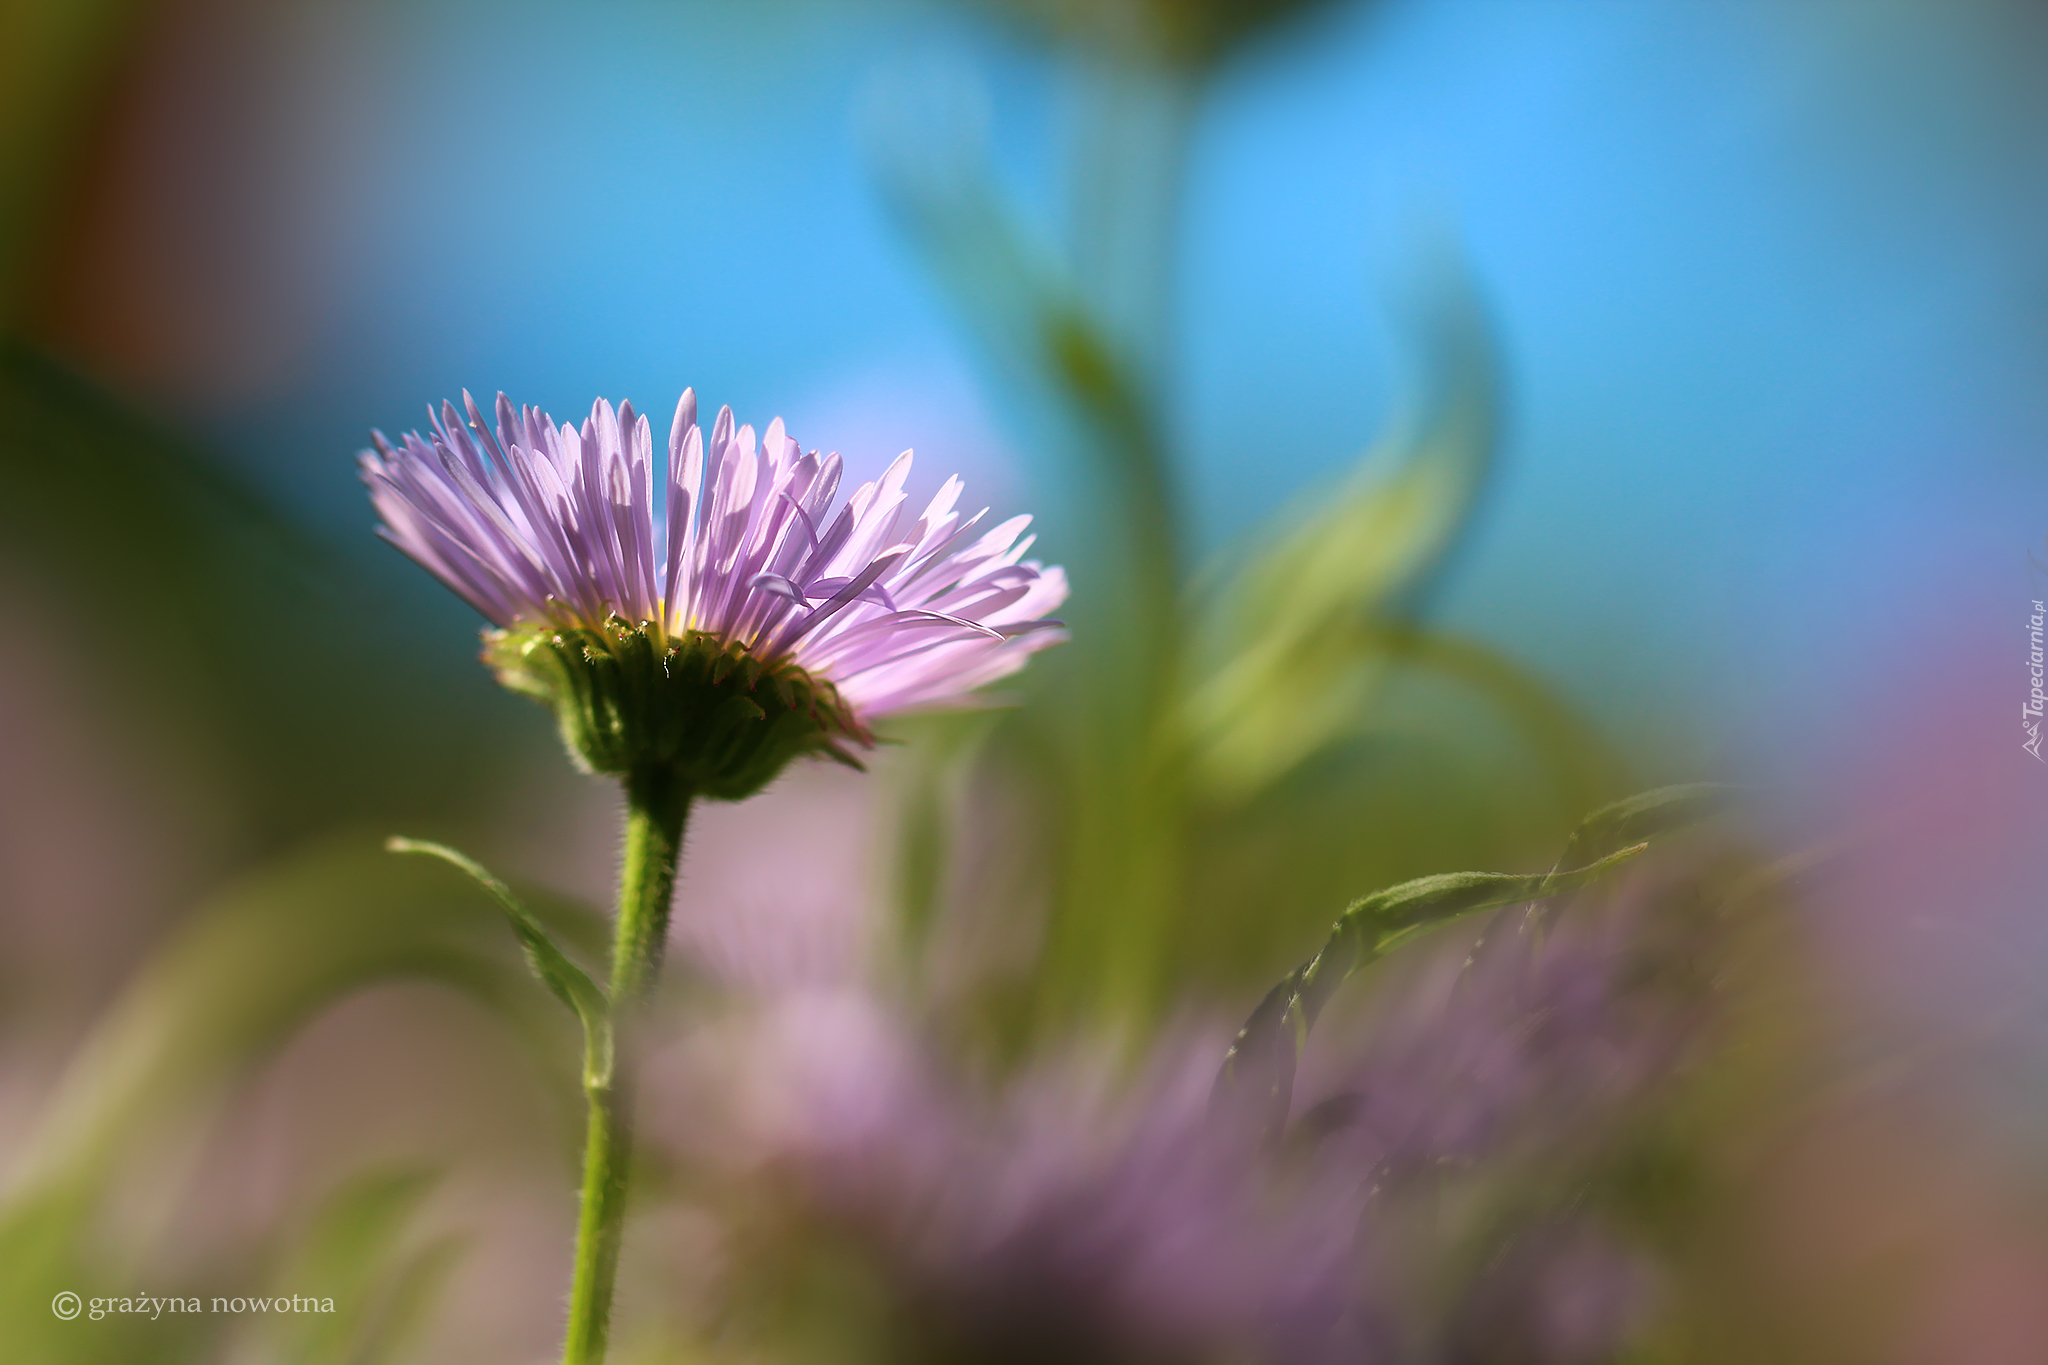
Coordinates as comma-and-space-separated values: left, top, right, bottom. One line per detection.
1043, 62, 1196, 1031
563, 766, 691, 1365
1069, 60, 1197, 400
1365, 624, 1623, 817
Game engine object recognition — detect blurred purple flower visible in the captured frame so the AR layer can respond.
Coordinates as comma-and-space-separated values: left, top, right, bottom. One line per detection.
660, 883, 1709, 1364
1438, 1221, 1662, 1365
1294, 896, 1695, 1181
674, 994, 1352, 1364
1285, 891, 1702, 1364
359, 389, 1067, 716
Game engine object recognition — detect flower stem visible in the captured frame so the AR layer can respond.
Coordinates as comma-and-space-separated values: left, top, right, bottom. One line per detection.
563, 765, 692, 1365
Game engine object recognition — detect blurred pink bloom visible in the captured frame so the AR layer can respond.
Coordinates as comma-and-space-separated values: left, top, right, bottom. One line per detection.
673, 996, 1350, 1364
659, 880, 1704, 1364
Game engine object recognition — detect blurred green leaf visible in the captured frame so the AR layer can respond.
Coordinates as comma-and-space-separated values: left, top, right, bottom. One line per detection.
1215, 784, 1733, 1139
6, 837, 562, 1198
0, 0, 146, 322
966, 0, 1351, 70
273, 1167, 464, 1365
1513, 783, 1740, 947
870, 91, 1178, 621
880, 709, 1002, 976
1216, 842, 1647, 1137
1551, 783, 1739, 876
1185, 265, 1499, 801
866, 89, 1063, 389
874, 93, 1194, 1036
1353, 624, 1623, 818
1167, 714, 1584, 1003
0, 341, 513, 846
0, 834, 581, 1356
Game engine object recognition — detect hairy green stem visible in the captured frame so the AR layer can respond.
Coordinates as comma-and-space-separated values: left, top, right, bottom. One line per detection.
563, 765, 691, 1365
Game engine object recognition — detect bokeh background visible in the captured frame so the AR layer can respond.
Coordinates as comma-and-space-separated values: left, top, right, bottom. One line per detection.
5, 1, 2048, 1362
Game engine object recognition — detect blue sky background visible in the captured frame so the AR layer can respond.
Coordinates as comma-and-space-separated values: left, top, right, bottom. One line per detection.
194, 0, 2048, 797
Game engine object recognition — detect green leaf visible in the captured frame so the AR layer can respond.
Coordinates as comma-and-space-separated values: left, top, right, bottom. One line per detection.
1550, 783, 1739, 875
272, 1168, 464, 1365
1214, 784, 1737, 1138
1503, 783, 1740, 949
1215, 843, 1648, 1136
1348, 623, 1624, 823
386, 837, 614, 1089
1185, 261, 1500, 801
289, 1169, 437, 1301
0, 836, 575, 1355
0, 342, 511, 843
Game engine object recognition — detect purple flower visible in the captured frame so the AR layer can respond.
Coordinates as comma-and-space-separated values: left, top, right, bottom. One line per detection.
360, 390, 1067, 720
665, 996, 1352, 1365
1293, 897, 1695, 1181
654, 879, 1712, 1364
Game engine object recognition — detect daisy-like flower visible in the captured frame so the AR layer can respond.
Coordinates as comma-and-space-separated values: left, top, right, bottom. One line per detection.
361, 389, 1067, 797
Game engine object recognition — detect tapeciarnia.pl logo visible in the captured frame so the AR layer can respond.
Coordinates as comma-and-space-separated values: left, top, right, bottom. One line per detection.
2026, 598, 2044, 762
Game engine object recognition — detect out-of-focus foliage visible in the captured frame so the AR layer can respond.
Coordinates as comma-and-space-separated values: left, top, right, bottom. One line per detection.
0, 839, 599, 1362
649, 802, 1778, 1365
0, 342, 519, 847
969, 0, 1348, 70
267, 1169, 464, 1365
1183, 269, 1495, 800
0, 0, 138, 321
873, 42, 1620, 1042
1216, 782, 1733, 1134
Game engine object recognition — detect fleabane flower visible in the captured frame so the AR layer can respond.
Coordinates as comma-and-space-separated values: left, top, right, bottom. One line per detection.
360, 389, 1067, 797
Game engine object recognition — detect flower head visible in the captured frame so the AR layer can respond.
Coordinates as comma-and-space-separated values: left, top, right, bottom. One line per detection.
360, 389, 1066, 793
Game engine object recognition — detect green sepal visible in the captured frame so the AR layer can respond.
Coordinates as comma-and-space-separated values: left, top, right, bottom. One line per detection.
386, 838, 614, 1089
484, 617, 870, 801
